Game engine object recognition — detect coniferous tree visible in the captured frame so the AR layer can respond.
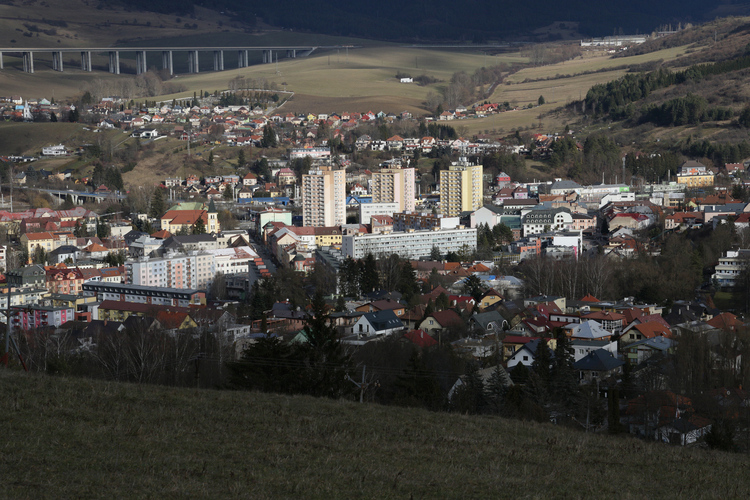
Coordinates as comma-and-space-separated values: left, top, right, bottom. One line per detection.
485, 364, 508, 414
430, 245, 442, 261
532, 338, 552, 402
359, 253, 379, 295
451, 363, 487, 414
261, 124, 277, 148
338, 257, 360, 297
393, 350, 444, 410
550, 328, 581, 413
149, 187, 166, 218
298, 292, 352, 398
192, 217, 206, 234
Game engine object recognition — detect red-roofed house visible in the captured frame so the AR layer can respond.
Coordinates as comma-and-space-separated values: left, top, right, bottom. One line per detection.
620, 321, 673, 344
418, 310, 463, 337
45, 267, 84, 295
404, 329, 438, 347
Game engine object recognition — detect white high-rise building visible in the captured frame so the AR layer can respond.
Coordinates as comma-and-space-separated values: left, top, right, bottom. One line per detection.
302, 166, 346, 227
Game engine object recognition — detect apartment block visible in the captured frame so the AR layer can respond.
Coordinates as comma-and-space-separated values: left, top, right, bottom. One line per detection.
393, 212, 460, 231
126, 252, 215, 290
302, 166, 346, 227
439, 161, 483, 217
342, 227, 477, 260
371, 167, 415, 213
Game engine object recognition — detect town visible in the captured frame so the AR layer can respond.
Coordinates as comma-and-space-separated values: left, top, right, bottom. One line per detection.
1, 71, 750, 452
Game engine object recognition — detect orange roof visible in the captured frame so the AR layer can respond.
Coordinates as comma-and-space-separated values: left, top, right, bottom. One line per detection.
162, 210, 208, 226
151, 229, 172, 239
24, 231, 54, 241
85, 243, 109, 252
580, 294, 600, 302
707, 312, 742, 332
632, 321, 672, 339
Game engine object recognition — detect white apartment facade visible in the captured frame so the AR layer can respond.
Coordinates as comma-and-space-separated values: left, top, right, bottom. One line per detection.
302, 166, 346, 227
342, 227, 477, 260
359, 202, 400, 224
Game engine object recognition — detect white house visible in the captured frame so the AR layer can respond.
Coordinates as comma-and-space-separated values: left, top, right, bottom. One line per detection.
350, 310, 404, 336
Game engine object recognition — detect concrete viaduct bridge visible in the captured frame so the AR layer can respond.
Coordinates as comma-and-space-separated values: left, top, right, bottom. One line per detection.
20, 186, 127, 205
0, 45, 325, 75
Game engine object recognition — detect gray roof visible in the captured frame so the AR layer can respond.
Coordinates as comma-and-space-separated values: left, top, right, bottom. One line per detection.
362, 310, 403, 331
625, 336, 674, 351
573, 349, 624, 371
471, 310, 504, 330
168, 234, 217, 243
550, 180, 582, 190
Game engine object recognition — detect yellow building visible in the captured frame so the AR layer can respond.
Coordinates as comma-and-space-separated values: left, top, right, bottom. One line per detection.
371, 167, 416, 212
439, 161, 483, 217
314, 227, 343, 247
676, 160, 714, 188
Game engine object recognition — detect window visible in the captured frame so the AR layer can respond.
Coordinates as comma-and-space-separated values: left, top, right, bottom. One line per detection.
523, 355, 528, 361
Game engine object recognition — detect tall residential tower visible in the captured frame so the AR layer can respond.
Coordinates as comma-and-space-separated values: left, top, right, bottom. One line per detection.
302, 166, 346, 226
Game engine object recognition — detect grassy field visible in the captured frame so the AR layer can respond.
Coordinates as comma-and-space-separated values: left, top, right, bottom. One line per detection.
504, 45, 692, 84
0, 122, 121, 157
153, 46, 527, 114
1, 370, 748, 498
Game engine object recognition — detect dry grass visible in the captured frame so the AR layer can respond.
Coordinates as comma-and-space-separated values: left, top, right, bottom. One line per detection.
0, 122, 121, 157
1, 370, 748, 498
505, 45, 692, 84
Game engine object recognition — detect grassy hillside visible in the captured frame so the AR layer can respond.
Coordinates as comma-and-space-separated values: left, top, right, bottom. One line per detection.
1, 370, 748, 498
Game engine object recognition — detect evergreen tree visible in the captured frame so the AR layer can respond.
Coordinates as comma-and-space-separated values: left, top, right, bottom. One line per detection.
549, 328, 580, 413
298, 292, 352, 398
396, 259, 419, 302
208, 150, 214, 165
532, 338, 552, 400
359, 253, 379, 295
422, 300, 435, 321
193, 217, 206, 234
430, 245, 442, 261
451, 363, 487, 414
393, 350, 444, 410
608, 387, 622, 434
485, 364, 508, 414
338, 257, 360, 297
261, 124, 277, 148
149, 187, 166, 218
435, 292, 449, 311
227, 333, 304, 394
96, 219, 110, 239
50, 112, 57, 122
237, 148, 246, 168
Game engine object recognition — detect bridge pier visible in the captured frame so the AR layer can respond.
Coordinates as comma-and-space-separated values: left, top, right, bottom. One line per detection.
162, 50, 173, 76
237, 50, 248, 68
188, 50, 199, 73
286, 49, 296, 58
213, 50, 224, 71
1, 51, 4, 70
80, 51, 92, 72
22, 52, 34, 73
52, 51, 64, 71
108, 51, 120, 74
135, 50, 147, 74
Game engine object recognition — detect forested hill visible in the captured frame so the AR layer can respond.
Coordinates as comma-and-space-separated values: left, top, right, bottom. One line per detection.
106, 0, 738, 41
